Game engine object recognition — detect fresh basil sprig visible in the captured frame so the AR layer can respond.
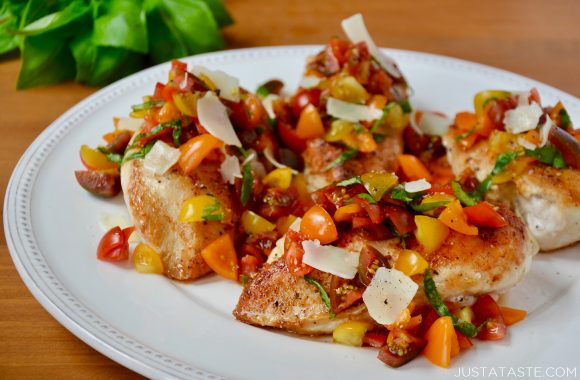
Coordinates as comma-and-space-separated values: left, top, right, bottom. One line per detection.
304, 275, 335, 320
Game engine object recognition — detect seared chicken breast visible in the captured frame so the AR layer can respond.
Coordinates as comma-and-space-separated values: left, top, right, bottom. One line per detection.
443, 135, 580, 251
121, 159, 238, 280
303, 134, 403, 191
233, 259, 372, 335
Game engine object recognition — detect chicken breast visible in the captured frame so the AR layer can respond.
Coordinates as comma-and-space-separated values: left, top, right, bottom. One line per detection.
302, 134, 403, 192
442, 134, 580, 251
121, 159, 238, 280
233, 259, 373, 335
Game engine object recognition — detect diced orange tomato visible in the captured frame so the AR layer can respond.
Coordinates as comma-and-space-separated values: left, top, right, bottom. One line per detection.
178, 134, 224, 174
80, 145, 118, 170
157, 101, 181, 124
133, 243, 164, 274
456, 331, 473, 349
334, 203, 365, 222
454, 112, 477, 132
276, 214, 298, 235
500, 306, 527, 326
463, 202, 507, 228
296, 104, 325, 139
291, 173, 314, 210
423, 316, 459, 368
300, 205, 338, 244
397, 154, 432, 181
438, 200, 478, 236
414, 215, 449, 252
368, 94, 388, 110
200, 234, 238, 281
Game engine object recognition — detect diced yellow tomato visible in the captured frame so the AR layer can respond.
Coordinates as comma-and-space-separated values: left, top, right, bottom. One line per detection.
158, 101, 181, 124
438, 200, 478, 236
262, 167, 293, 189
356, 131, 377, 153
473, 90, 511, 115
414, 215, 450, 252
173, 92, 198, 117
133, 243, 164, 274
457, 306, 475, 324
397, 154, 432, 181
361, 171, 398, 202
489, 130, 516, 154
423, 316, 459, 368
200, 234, 238, 281
80, 145, 118, 170
492, 157, 535, 184
330, 75, 369, 104
395, 249, 429, 277
382, 102, 409, 134
334, 203, 365, 222
500, 306, 527, 326
178, 134, 224, 174
178, 195, 221, 222
300, 205, 338, 244
291, 173, 313, 209
332, 321, 372, 347
276, 214, 298, 234
325, 120, 354, 142
241, 210, 276, 234
296, 104, 325, 139
418, 193, 455, 216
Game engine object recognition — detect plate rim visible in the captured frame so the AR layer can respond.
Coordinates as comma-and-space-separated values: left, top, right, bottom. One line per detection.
4, 45, 580, 380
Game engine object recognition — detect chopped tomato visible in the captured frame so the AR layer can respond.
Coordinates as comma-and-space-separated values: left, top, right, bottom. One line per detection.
300, 205, 338, 244
352, 216, 373, 230
284, 230, 313, 276
171, 59, 187, 72
178, 134, 224, 174
239, 254, 260, 278
500, 306, 527, 326
133, 243, 164, 274
334, 203, 365, 222
157, 102, 181, 124
423, 316, 459, 368
456, 331, 473, 349
397, 154, 432, 181
329, 275, 363, 313
80, 145, 118, 171
278, 122, 307, 152
463, 201, 507, 228
354, 197, 384, 224
296, 104, 325, 139
438, 200, 478, 236
329, 37, 350, 65
200, 234, 239, 281
472, 295, 507, 340
378, 328, 426, 368
384, 205, 415, 235
97, 226, 134, 261
363, 330, 388, 348
290, 88, 321, 119
357, 245, 388, 286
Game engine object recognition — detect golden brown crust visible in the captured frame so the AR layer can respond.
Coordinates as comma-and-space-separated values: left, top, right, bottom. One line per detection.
121, 159, 238, 281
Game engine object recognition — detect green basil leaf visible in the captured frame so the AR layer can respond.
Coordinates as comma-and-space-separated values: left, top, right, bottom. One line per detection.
411, 200, 450, 213
97, 147, 123, 165
323, 148, 358, 171
131, 100, 165, 111
197, 0, 233, 27
304, 275, 335, 320
17, 34, 75, 89
93, 0, 148, 54
336, 175, 362, 187
241, 163, 253, 206
525, 146, 567, 169
559, 108, 571, 129
0, 1, 24, 55
17, 0, 90, 36
355, 193, 377, 204
146, 0, 224, 64
390, 184, 414, 203
122, 139, 156, 163
201, 197, 223, 221
474, 151, 520, 196
451, 181, 479, 206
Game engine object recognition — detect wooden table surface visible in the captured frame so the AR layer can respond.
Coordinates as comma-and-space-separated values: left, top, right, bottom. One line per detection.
1, 1, 579, 378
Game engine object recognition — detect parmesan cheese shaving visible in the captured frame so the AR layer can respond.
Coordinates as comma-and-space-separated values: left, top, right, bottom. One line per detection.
142, 141, 180, 175
362, 267, 418, 324
264, 147, 299, 175
191, 65, 240, 102
261, 94, 279, 120
299, 75, 322, 89
404, 179, 431, 193
219, 154, 242, 184
326, 97, 383, 122
197, 92, 242, 147
301, 240, 360, 279
503, 102, 543, 135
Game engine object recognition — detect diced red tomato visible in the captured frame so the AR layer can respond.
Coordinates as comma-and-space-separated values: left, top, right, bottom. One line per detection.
97, 226, 134, 261
284, 230, 313, 277
463, 202, 507, 228
278, 122, 307, 152
378, 328, 426, 368
290, 88, 321, 119
363, 330, 388, 348
472, 295, 507, 340
354, 198, 384, 224
239, 255, 260, 278
384, 205, 415, 235
352, 216, 373, 230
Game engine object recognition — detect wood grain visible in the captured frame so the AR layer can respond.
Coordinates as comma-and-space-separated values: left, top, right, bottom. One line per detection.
1, 1, 579, 378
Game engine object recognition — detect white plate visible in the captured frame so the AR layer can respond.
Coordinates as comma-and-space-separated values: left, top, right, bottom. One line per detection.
5, 46, 580, 379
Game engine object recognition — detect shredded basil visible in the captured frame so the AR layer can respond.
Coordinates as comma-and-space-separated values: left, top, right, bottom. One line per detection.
355, 193, 377, 204
323, 149, 358, 171
256, 85, 270, 99
241, 163, 253, 206
475, 151, 520, 196
525, 146, 567, 169
423, 270, 480, 337
131, 119, 182, 147
201, 198, 224, 221
96, 147, 123, 165
172, 125, 182, 147
240, 274, 249, 286
398, 99, 412, 114
390, 185, 415, 203
337, 176, 363, 187
131, 100, 165, 112
411, 200, 450, 213
371, 102, 396, 133
304, 275, 335, 320
122, 140, 156, 164
455, 126, 476, 142
451, 181, 479, 206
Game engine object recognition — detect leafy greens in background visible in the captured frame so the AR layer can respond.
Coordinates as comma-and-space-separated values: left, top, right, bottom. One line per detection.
0, 0, 233, 89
